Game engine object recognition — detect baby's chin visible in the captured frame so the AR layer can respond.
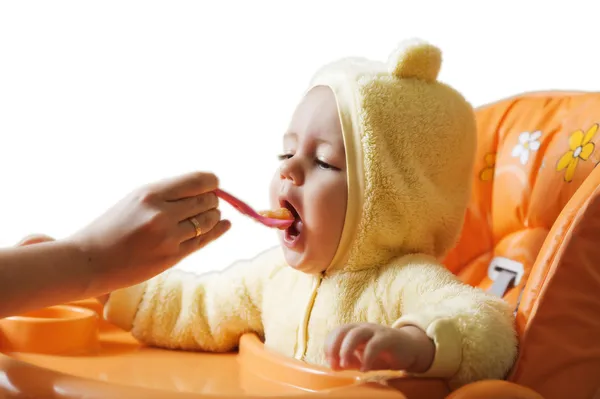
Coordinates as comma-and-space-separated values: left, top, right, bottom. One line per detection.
281, 246, 326, 275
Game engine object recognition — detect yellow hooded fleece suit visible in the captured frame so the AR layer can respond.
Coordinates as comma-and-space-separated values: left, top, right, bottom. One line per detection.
104, 39, 517, 389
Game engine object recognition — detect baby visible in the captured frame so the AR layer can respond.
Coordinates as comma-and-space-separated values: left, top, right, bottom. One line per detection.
103, 39, 517, 389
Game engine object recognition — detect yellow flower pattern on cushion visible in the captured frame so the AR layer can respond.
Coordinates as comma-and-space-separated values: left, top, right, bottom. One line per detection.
556, 124, 598, 182
479, 153, 496, 181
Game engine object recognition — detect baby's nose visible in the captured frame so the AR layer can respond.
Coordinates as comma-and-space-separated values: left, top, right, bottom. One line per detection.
279, 161, 303, 185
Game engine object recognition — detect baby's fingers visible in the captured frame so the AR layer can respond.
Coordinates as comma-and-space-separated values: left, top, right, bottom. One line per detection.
325, 323, 360, 370
338, 325, 376, 370
361, 334, 394, 372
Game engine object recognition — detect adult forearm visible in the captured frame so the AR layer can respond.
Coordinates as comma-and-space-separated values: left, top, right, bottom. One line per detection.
0, 171, 231, 319
0, 240, 94, 318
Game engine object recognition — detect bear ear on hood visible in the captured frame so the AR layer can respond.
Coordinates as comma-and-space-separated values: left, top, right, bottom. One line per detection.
387, 38, 442, 83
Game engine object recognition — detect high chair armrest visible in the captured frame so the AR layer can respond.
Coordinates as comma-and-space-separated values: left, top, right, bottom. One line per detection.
445, 380, 544, 399
508, 167, 600, 399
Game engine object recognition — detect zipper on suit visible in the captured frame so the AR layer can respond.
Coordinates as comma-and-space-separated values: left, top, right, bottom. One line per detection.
294, 273, 324, 360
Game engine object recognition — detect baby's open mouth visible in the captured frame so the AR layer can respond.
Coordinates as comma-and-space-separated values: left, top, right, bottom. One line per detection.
282, 201, 303, 241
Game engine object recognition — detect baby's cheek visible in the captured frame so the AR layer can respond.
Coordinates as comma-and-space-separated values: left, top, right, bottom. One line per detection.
312, 200, 340, 243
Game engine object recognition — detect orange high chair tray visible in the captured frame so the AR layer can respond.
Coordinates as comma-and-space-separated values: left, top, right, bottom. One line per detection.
0, 298, 543, 399
0, 299, 449, 398
3, 90, 600, 399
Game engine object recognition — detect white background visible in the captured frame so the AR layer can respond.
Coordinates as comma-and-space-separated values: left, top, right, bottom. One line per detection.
1, 1, 599, 273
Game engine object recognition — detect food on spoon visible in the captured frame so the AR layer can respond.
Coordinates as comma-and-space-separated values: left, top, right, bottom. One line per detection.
214, 189, 293, 229
259, 208, 294, 230
259, 208, 294, 221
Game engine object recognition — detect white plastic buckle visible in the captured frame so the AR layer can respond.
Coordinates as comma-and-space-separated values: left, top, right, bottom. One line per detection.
488, 256, 524, 286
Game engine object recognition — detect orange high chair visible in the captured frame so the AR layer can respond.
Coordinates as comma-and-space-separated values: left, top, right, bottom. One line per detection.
444, 90, 600, 399
1, 91, 599, 399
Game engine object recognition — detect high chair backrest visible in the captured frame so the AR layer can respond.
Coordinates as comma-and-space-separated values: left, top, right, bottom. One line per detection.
444, 91, 600, 398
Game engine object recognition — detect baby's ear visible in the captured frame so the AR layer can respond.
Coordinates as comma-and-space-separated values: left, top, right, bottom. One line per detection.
387, 38, 442, 83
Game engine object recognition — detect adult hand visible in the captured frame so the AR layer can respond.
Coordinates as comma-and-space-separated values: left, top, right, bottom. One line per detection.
68, 171, 231, 295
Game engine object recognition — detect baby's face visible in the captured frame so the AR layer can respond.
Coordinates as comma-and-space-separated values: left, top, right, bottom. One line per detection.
269, 86, 347, 274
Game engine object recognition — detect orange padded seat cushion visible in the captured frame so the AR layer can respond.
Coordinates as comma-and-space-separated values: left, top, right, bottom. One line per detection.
444, 92, 600, 308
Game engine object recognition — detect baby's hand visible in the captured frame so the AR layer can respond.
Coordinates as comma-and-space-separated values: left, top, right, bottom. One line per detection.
325, 323, 435, 373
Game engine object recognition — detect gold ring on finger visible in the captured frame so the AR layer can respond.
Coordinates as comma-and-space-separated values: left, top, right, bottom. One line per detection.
189, 217, 202, 238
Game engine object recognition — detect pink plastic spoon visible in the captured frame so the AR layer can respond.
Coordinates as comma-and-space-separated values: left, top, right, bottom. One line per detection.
214, 189, 294, 229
